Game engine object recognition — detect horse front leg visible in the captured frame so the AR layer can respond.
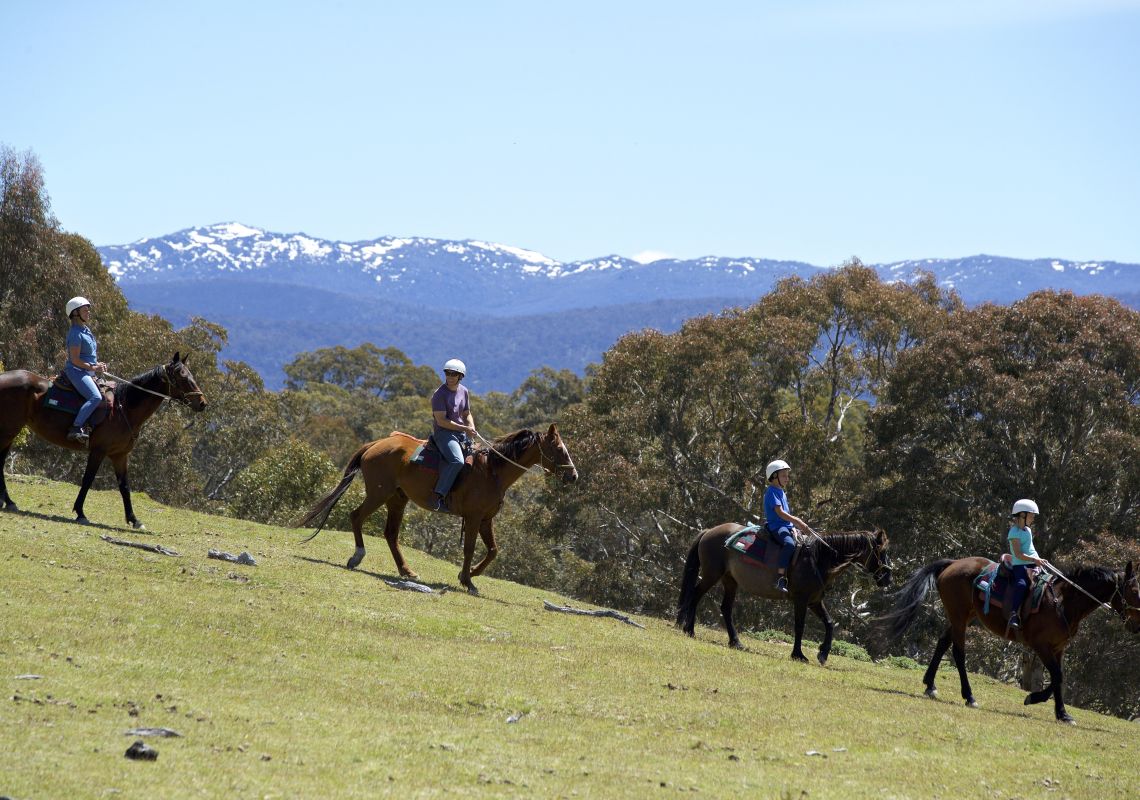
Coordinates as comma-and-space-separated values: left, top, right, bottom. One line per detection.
810, 600, 835, 666
110, 455, 142, 529
458, 515, 480, 595
382, 494, 416, 578
469, 517, 498, 577
73, 449, 106, 524
790, 599, 810, 662
1029, 650, 1073, 724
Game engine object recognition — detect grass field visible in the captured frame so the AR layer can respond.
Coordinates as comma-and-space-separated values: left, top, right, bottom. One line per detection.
1, 475, 1134, 799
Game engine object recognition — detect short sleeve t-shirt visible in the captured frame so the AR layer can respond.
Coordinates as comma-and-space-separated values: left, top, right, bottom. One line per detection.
66, 324, 97, 375
1008, 525, 1039, 566
764, 485, 790, 533
431, 383, 470, 434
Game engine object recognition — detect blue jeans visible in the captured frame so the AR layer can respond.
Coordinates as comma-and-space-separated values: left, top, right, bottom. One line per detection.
66, 367, 102, 428
1009, 564, 1030, 615
431, 430, 467, 496
768, 526, 796, 570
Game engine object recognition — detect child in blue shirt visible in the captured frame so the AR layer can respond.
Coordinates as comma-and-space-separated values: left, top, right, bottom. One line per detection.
763, 460, 811, 593
1007, 498, 1046, 629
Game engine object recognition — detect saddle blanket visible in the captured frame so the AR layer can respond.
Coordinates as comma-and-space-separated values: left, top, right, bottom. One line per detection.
974, 558, 1051, 617
42, 383, 112, 425
725, 525, 787, 570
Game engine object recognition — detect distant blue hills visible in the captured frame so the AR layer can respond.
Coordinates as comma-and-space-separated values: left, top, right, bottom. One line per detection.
99, 223, 1140, 392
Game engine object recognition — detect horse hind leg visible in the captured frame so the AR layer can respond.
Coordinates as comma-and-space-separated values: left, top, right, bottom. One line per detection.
0, 444, 17, 511
346, 484, 390, 570
382, 492, 416, 578
720, 575, 743, 649
681, 570, 723, 637
923, 629, 953, 699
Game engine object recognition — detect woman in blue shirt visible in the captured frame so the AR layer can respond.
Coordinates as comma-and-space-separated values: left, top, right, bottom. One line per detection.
64, 296, 107, 444
1007, 498, 1046, 629
764, 460, 811, 593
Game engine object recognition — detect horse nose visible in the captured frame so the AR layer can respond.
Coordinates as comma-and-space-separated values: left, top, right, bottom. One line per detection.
563, 470, 578, 483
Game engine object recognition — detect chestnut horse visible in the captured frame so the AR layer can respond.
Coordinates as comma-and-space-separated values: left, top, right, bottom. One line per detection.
676, 523, 891, 664
0, 354, 207, 528
297, 424, 578, 594
882, 557, 1140, 723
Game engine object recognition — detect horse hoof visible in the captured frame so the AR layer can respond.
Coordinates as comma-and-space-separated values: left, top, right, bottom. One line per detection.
817, 654, 828, 667
791, 653, 809, 663
2, 502, 18, 512
924, 688, 938, 700
399, 568, 419, 579
1058, 715, 1075, 725
131, 521, 146, 531
466, 584, 480, 596
966, 699, 979, 709
75, 517, 90, 526
729, 640, 745, 650
346, 548, 365, 570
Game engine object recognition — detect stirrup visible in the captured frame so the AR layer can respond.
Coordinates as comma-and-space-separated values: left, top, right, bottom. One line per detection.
67, 427, 89, 443
431, 493, 449, 513
774, 576, 788, 593
1008, 613, 1021, 630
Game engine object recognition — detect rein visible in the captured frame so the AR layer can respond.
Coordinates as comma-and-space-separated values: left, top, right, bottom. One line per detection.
1041, 562, 1116, 615
104, 367, 203, 406
473, 429, 576, 476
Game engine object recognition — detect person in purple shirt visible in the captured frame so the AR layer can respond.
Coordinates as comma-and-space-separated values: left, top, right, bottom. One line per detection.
429, 358, 477, 512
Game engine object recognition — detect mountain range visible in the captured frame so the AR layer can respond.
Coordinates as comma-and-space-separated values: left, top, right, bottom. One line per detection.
98, 223, 1140, 392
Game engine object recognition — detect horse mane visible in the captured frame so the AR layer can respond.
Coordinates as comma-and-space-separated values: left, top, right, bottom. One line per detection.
806, 531, 879, 570
482, 429, 539, 470
116, 364, 165, 409
1062, 564, 1118, 592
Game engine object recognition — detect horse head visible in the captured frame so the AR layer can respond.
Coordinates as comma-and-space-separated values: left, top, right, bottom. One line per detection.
538, 423, 578, 484
864, 529, 892, 588
164, 352, 207, 412
1120, 561, 1140, 634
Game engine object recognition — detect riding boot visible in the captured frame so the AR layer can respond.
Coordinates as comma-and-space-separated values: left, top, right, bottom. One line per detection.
431, 492, 449, 513
774, 575, 788, 593
1008, 612, 1022, 630
67, 426, 89, 444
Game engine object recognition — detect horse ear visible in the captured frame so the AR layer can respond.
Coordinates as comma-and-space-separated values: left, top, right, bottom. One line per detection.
547, 423, 558, 438
171, 352, 181, 364
182, 354, 190, 367
1127, 561, 1134, 582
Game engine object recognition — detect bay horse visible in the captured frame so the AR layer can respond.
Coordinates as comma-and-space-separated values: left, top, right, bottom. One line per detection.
297, 424, 578, 594
882, 557, 1140, 723
676, 523, 891, 664
0, 354, 207, 528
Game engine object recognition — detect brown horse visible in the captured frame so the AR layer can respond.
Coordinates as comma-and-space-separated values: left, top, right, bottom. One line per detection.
882, 557, 1140, 723
297, 424, 578, 594
676, 523, 891, 664
0, 354, 207, 528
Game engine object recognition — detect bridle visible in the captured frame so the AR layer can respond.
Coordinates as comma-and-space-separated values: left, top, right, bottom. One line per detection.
474, 429, 576, 476
861, 535, 891, 583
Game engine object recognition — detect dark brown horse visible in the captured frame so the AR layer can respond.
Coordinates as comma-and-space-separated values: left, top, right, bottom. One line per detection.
0, 354, 207, 528
297, 425, 578, 594
882, 557, 1140, 723
676, 523, 891, 664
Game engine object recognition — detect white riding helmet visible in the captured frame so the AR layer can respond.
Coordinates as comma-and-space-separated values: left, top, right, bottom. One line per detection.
1011, 499, 1040, 516
443, 358, 466, 376
65, 296, 92, 316
765, 460, 791, 481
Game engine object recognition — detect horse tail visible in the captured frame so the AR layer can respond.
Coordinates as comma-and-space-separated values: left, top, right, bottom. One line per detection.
295, 445, 367, 541
675, 532, 704, 627
879, 558, 955, 641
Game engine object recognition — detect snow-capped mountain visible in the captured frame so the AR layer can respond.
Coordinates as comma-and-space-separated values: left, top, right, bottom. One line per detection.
97, 223, 1140, 391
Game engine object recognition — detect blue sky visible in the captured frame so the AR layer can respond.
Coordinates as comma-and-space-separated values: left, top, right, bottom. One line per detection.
4, 0, 1139, 265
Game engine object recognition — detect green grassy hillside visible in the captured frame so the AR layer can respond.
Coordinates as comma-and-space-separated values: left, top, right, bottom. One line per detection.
1, 475, 1133, 798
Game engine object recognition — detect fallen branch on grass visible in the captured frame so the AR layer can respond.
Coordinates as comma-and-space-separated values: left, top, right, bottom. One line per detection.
542, 600, 645, 628
207, 549, 257, 566
100, 535, 179, 557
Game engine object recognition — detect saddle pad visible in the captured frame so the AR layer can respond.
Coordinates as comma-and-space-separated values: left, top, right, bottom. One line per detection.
43, 384, 87, 415
726, 525, 785, 569
975, 561, 1049, 616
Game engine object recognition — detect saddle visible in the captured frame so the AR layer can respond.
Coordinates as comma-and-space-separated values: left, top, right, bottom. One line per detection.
43, 373, 115, 427
725, 524, 802, 571
393, 431, 475, 473
974, 555, 1053, 618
